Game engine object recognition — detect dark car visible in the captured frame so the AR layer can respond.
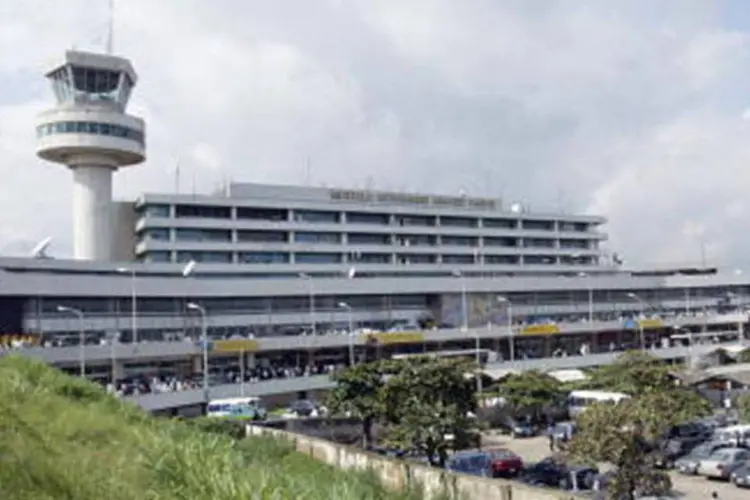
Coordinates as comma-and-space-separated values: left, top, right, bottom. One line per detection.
287, 399, 317, 417
519, 456, 598, 491
446, 449, 523, 478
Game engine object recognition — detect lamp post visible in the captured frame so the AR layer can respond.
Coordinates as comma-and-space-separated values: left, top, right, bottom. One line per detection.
578, 272, 594, 323
187, 302, 209, 401
299, 272, 317, 336
239, 347, 246, 397
338, 302, 355, 366
452, 270, 468, 332
181, 260, 197, 340
116, 267, 138, 344
57, 305, 86, 377
497, 296, 514, 362
627, 292, 647, 350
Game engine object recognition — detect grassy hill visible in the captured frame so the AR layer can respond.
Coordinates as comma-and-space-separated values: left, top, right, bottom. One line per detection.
0, 355, 426, 500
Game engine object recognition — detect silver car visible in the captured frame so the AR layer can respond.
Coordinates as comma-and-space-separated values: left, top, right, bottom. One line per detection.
696, 448, 750, 480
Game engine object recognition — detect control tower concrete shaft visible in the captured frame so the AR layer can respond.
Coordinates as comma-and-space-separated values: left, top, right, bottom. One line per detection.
36, 50, 146, 261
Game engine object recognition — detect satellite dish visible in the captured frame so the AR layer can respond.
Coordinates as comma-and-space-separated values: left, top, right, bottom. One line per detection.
181, 260, 196, 277
31, 237, 52, 259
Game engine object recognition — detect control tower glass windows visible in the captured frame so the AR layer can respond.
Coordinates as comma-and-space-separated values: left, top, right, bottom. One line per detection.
36, 121, 144, 146
71, 66, 122, 104
49, 68, 74, 103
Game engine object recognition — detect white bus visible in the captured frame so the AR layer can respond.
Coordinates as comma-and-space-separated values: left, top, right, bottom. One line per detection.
206, 397, 267, 420
567, 390, 630, 418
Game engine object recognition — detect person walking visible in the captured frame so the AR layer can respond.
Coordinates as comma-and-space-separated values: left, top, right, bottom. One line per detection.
547, 423, 555, 452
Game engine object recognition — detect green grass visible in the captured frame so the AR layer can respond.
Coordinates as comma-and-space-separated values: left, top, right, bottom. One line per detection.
0, 355, 429, 500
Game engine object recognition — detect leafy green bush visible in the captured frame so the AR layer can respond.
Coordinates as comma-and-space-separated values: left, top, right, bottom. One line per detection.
0, 355, 427, 500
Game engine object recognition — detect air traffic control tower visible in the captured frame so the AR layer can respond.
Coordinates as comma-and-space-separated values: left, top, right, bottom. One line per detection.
36, 51, 146, 261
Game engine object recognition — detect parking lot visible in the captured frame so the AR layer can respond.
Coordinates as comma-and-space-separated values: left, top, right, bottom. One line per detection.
483, 433, 746, 500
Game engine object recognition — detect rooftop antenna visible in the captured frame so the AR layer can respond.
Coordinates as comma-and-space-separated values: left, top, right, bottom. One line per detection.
173, 158, 181, 194
304, 156, 311, 186
106, 0, 114, 54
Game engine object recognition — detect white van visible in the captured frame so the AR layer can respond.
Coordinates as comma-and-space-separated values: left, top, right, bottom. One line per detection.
567, 390, 630, 419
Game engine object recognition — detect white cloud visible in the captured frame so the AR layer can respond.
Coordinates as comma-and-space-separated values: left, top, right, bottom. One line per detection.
1, 0, 750, 267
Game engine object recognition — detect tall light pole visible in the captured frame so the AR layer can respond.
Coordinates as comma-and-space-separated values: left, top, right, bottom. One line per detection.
627, 292, 647, 350
497, 296, 514, 362
452, 269, 468, 332
578, 271, 594, 323
299, 272, 317, 336
116, 267, 138, 343
181, 260, 197, 340
338, 302, 355, 366
108, 330, 119, 384
57, 305, 86, 377
187, 302, 209, 401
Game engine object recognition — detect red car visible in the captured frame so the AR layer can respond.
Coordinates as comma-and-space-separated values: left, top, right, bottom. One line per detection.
487, 448, 524, 477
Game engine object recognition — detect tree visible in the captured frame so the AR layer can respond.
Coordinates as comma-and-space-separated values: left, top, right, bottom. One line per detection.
585, 351, 675, 395
327, 361, 387, 448
497, 370, 565, 419
380, 357, 479, 467
738, 393, 750, 424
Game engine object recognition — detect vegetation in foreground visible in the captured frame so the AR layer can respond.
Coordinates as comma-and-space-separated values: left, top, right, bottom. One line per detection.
0, 355, 427, 500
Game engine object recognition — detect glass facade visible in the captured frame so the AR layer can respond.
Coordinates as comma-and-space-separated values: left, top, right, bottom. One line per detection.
36, 121, 145, 146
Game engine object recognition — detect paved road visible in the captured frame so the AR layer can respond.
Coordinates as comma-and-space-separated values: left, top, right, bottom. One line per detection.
482, 434, 746, 500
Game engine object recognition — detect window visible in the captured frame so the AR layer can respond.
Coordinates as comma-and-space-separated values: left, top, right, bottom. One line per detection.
443, 255, 474, 264
442, 236, 477, 246
560, 239, 589, 250
293, 210, 340, 224
396, 254, 436, 264
137, 204, 170, 218
483, 218, 517, 229
350, 252, 391, 264
174, 204, 231, 219
484, 237, 518, 247
441, 216, 477, 228
143, 251, 171, 263
294, 232, 341, 244
175, 251, 232, 263
295, 252, 342, 264
524, 255, 556, 265
394, 234, 436, 246
237, 230, 287, 243
238, 252, 289, 264
140, 228, 170, 241
522, 220, 555, 231
523, 238, 555, 248
485, 255, 520, 265
236, 207, 287, 221
346, 212, 390, 225
348, 233, 390, 245
36, 120, 144, 146
394, 215, 435, 227
174, 228, 231, 242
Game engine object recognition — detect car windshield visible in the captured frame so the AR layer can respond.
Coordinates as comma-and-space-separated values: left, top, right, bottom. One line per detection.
688, 444, 715, 458
708, 451, 730, 461
489, 450, 515, 460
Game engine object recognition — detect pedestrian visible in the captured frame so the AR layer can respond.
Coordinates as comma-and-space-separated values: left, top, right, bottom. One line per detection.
547, 423, 555, 452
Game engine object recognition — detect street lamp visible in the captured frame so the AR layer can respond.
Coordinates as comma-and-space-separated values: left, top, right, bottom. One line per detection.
338, 301, 355, 366
452, 269, 468, 332
116, 266, 138, 344
578, 272, 594, 323
57, 305, 86, 377
187, 302, 209, 400
497, 296, 514, 362
299, 273, 317, 336
107, 331, 120, 384
627, 292, 647, 350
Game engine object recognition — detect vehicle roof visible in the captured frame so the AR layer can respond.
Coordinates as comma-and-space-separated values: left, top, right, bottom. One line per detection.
568, 390, 630, 399
208, 397, 260, 404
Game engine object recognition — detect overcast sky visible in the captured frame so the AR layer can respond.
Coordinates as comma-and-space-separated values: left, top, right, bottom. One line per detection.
1, 0, 750, 268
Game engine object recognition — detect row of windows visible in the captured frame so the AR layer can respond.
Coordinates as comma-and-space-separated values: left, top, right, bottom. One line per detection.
36, 121, 144, 146
140, 250, 596, 265
137, 228, 594, 250
25, 286, 745, 317
136, 203, 593, 232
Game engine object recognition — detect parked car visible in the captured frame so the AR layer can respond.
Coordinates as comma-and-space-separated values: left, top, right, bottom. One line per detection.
675, 441, 735, 475
696, 447, 750, 480
499, 416, 535, 438
731, 463, 750, 488
485, 448, 524, 477
519, 456, 598, 491
445, 451, 493, 477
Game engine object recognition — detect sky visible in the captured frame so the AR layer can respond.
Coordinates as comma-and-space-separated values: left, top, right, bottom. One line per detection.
1, 0, 750, 268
